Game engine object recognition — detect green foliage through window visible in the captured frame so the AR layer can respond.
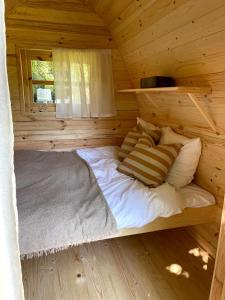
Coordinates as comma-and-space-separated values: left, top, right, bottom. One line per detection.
31, 60, 54, 81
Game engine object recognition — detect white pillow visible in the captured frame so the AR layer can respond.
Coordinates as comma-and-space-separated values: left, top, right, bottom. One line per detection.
137, 117, 160, 133
179, 183, 215, 208
160, 127, 202, 189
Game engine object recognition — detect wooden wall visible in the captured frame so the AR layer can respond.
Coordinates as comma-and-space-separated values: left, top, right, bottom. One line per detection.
7, 0, 225, 257
88, 0, 225, 257
6, 0, 138, 150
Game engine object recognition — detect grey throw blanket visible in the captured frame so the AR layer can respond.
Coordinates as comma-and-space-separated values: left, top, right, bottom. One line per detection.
15, 150, 117, 258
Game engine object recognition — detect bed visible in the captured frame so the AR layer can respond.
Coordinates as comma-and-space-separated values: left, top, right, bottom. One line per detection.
15, 146, 219, 258
77, 146, 219, 235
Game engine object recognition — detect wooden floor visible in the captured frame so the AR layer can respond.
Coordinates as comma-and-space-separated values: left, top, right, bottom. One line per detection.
21, 228, 214, 300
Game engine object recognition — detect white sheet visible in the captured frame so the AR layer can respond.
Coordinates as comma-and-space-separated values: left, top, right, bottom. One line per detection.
77, 146, 215, 229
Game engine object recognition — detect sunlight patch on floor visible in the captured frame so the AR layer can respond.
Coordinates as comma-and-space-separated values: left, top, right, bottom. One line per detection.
166, 264, 190, 278
189, 247, 210, 271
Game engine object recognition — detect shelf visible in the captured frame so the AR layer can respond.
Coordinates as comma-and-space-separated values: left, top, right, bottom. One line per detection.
118, 86, 212, 94
118, 85, 217, 133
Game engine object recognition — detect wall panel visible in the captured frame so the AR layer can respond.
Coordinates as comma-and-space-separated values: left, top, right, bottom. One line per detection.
88, 0, 225, 257
6, 1, 138, 150
7, 0, 225, 257
137, 72, 225, 257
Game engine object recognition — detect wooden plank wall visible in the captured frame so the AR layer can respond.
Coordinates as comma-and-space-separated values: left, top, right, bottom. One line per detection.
88, 0, 225, 257
7, 0, 225, 257
210, 201, 225, 300
6, 0, 138, 151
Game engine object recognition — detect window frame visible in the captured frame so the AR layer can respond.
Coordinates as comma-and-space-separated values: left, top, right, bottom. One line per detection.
18, 48, 56, 113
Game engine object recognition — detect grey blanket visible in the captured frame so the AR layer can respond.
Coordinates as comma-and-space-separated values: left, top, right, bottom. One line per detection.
15, 150, 117, 258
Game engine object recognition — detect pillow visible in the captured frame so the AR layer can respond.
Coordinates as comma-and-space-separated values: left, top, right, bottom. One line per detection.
118, 125, 161, 161
117, 135, 182, 187
137, 117, 161, 138
160, 127, 190, 144
160, 127, 202, 189
179, 183, 215, 208
118, 126, 143, 161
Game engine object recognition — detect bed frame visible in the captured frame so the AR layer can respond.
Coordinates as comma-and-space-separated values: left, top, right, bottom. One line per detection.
111, 205, 220, 239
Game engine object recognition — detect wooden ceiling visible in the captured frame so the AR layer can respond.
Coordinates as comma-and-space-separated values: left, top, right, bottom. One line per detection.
5, 0, 112, 48
5, 0, 107, 28
87, 0, 225, 85
86, 0, 134, 26
6, 0, 87, 15
6, 0, 225, 85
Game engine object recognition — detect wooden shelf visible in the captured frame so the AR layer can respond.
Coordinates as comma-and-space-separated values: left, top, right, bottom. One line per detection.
118, 86, 212, 94
118, 85, 217, 133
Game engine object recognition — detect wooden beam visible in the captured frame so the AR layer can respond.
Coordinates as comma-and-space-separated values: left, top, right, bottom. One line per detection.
111, 205, 219, 239
143, 93, 159, 109
187, 93, 218, 133
6, 19, 111, 36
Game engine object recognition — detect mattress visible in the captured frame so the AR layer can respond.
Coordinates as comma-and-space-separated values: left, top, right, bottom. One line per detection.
77, 146, 215, 229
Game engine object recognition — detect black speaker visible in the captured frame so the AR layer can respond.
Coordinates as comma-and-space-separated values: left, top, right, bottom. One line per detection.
140, 76, 175, 88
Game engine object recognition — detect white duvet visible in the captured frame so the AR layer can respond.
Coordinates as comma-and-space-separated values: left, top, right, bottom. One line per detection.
77, 146, 215, 229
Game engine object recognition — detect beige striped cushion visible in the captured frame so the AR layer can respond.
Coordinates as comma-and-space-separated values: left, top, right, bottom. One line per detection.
117, 138, 182, 187
118, 126, 161, 161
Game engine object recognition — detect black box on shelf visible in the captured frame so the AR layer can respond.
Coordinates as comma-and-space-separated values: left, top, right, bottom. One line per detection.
140, 76, 175, 88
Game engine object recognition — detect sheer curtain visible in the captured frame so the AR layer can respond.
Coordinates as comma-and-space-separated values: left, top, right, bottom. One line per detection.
53, 48, 116, 118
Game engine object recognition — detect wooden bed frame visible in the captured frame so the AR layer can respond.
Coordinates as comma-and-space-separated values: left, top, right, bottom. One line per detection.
111, 205, 220, 239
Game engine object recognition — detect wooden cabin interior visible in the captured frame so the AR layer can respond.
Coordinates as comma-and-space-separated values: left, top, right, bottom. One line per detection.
1, 0, 225, 299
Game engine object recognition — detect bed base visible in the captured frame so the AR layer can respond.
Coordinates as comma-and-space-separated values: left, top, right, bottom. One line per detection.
111, 205, 220, 239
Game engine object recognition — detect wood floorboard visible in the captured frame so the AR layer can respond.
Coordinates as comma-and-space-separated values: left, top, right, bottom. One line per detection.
21, 228, 214, 300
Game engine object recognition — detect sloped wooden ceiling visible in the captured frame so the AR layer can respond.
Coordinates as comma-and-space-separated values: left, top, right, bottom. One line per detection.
87, 0, 225, 85
6, 0, 113, 49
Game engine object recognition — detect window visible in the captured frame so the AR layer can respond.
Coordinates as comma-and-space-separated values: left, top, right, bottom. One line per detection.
18, 48, 115, 117
19, 49, 56, 113
31, 60, 55, 104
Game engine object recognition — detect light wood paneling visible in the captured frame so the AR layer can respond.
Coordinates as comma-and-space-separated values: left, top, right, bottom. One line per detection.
22, 228, 214, 300
7, 0, 225, 260
8, 4, 105, 26
6, 0, 138, 150
88, 0, 225, 257
210, 201, 225, 300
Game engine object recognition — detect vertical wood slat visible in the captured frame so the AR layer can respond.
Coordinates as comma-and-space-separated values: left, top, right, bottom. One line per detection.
210, 199, 225, 300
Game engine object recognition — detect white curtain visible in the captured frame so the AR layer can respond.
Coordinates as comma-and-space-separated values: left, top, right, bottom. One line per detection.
53, 48, 116, 118
0, 1, 24, 299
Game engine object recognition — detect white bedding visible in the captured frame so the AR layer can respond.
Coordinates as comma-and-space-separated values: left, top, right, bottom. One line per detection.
77, 146, 215, 229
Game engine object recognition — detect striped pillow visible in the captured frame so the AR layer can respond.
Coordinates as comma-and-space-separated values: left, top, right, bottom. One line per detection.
117, 138, 182, 187
118, 126, 161, 161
